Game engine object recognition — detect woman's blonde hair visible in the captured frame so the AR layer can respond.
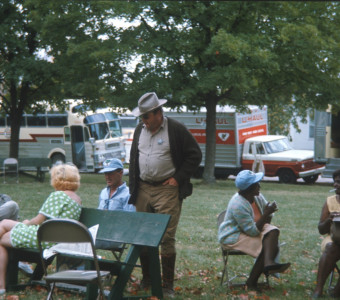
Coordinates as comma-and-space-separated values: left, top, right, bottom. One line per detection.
50, 163, 80, 191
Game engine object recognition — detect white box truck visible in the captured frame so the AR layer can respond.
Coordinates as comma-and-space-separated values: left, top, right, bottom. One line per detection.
166, 106, 324, 183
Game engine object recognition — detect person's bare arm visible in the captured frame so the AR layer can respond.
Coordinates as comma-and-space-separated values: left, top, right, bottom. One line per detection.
256, 202, 277, 231
318, 202, 338, 235
22, 213, 46, 225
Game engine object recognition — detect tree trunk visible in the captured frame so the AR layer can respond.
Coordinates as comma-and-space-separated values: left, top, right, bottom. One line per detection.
202, 98, 217, 184
8, 81, 26, 159
9, 112, 21, 159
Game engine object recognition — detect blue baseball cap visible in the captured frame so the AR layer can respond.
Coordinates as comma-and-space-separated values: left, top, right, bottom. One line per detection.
235, 170, 264, 191
99, 158, 124, 173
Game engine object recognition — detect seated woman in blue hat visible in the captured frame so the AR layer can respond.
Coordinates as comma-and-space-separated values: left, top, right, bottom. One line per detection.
218, 170, 290, 289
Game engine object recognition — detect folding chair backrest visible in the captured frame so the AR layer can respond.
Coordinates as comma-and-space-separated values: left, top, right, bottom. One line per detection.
38, 219, 93, 244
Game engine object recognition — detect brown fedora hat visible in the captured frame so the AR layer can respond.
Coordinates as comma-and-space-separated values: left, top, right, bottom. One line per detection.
132, 92, 167, 117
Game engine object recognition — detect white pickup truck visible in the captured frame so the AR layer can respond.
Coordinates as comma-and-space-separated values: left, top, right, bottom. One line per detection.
242, 135, 325, 184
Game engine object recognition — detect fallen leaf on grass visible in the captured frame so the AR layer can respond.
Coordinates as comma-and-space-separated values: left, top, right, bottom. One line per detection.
6, 296, 19, 300
254, 295, 270, 300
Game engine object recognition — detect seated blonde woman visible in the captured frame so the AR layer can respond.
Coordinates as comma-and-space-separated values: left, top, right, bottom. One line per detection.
218, 170, 290, 290
0, 163, 82, 295
313, 169, 340, 298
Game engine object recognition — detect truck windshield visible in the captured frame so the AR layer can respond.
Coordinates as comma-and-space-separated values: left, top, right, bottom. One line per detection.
87, 123, 110, 140
109, 120, 122, 138
264, 138, 293, 154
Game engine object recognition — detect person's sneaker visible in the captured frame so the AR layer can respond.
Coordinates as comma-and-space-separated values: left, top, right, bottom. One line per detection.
18, 262, 33, 277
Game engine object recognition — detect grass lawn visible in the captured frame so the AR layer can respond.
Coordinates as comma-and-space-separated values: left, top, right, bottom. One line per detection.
0, 172, 335, 299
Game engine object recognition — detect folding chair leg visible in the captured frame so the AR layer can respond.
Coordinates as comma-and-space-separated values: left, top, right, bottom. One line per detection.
220, 252, 229, 286
47, 282, 55, 300
328, 264, 340, 291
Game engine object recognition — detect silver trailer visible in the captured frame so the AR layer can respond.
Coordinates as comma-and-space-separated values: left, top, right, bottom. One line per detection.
314, 107, 340, 177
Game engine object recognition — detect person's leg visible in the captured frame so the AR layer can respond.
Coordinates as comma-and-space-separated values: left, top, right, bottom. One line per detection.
263, 230, 280, 267
0, 219, 18, 238
135, 182, 153, 289
0, 236, 10, 291
0, 201, 19, 221
246, 252, 264, 288
313, 243, 340, 297
262, 229, 290, 275
151, 184, 181, 297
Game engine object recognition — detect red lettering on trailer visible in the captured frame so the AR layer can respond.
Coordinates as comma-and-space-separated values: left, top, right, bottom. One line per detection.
189, 129, 235, 144
195, 118, 229, 125
241, 114, 264, 123
238, 124, 267, 144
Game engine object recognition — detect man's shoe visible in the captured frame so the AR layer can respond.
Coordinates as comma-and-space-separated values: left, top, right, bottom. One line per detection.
18, 262, 33, 277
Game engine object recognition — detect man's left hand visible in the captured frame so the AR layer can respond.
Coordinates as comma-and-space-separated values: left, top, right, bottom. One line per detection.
163, 177, 178, 186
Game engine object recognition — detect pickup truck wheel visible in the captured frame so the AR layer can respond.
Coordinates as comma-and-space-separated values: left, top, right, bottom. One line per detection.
278, 169, 297, 184
302, 175, 319, 184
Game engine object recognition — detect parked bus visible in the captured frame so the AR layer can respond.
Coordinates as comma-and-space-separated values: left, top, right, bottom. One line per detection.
118, 113, 139, 163
0, 103, 126, 172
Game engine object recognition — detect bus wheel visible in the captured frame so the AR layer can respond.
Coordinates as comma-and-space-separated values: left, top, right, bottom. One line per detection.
302, 175, 319, 184
278, 169, 297, 184
51, 154, 65, 166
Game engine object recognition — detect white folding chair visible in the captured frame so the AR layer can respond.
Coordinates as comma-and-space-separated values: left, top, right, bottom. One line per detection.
37, 219, 110, 300
3, 158, 19, 183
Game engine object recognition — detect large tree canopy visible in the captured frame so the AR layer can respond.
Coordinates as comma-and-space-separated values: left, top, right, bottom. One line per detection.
112, 1, 340, 182
0, 0, 128, 158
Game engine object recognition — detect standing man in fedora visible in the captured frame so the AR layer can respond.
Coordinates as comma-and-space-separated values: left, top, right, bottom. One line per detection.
129, 92, 202, 297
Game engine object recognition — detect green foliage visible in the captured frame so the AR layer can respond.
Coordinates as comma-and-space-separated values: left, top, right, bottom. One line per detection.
0, 0, 129, 157
110, 1, 340, 181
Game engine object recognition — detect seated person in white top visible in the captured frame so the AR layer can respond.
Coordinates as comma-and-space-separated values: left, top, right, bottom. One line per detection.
0, 194, 32, 276
0, 194, 19, 222
98, 158, 135, 212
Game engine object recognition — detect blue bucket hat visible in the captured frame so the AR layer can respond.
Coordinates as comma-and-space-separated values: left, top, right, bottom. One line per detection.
235, 170, 264, 191
99, 158, 124, 173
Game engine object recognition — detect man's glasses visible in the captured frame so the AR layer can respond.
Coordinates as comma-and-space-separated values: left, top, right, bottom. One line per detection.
141, 113, 150, 120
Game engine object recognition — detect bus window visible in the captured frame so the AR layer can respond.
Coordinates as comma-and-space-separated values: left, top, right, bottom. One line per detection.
48, 115, 68, 127
64, 127, 71, 142
84, 113, 106, 124
120, 118, 138, 128
105, 112, 119, 120
6, 115, 26, 127
109, 120, 122, 137
0, 116, 5, 127
87, 123, 109, 140
27, 114, 46, 127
